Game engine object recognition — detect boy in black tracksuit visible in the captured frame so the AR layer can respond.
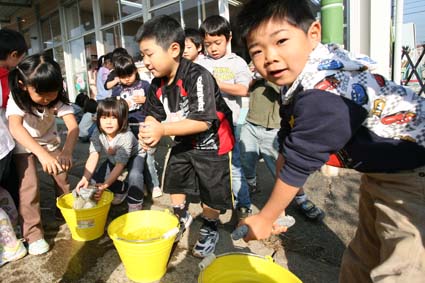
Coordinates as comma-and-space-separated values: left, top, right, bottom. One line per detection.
136, 15, 234, 258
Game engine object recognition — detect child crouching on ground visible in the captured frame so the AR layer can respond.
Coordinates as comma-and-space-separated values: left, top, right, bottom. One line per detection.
136, 15, 235, 258
237, 0, 425, 282
75, 97, 145, 212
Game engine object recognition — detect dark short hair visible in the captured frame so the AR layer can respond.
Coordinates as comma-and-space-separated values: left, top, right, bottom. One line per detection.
96, 97, 129, 134
112, 47, 129, 66
8, 54, 69, 115
184, 28, 204, 52
135, 15, 185, 58
75, 91, 89, 108
0, 28, 27, 60
83, 98, 98, 114
237, 0, 316, 45
97, 52, 113, 70
199, 15, 231, 41
114, 54, 137, 78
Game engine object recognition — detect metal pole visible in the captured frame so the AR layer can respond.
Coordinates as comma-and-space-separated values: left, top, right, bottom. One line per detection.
393, 0, 403, 83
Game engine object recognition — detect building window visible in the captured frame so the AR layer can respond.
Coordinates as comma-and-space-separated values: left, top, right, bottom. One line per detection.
41, 11, 61, 49
120, 0, 144, 18
99, 0, 120, 26
122, 17, 144, 58
151, 2, 181, 24
183, 0, 218, 29
65, 0, 94, 38
102, 25, 122, 53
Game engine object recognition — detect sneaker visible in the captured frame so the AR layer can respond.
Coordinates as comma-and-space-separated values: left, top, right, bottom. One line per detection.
236, 206, 252, 221
192, 225, 219, 258
0, 241, 27, 266
297, 199, 325, 221
151, 187, 163, 198
28, 238, 49, 255
128, 203, 143, 213
175, 212, 193, 242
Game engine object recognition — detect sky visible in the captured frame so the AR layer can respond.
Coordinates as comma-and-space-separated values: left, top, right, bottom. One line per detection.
403, 0, 425, 45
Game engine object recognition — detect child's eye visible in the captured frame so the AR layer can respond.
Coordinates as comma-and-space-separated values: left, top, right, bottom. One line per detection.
249, 49, 262, 57
277, 38, 287, 45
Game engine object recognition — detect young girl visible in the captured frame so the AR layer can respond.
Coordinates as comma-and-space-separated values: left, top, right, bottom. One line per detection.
6, 54, 79, 255
95, 53, 113, 101
75, 97, 145, 212
112, 54, 162, 198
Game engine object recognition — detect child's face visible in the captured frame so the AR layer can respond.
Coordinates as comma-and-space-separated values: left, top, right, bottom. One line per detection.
204, 34, 229, 60
99, 114, 119, 137
183, 39, 201, 61
246, 19, 321, 87
27, 86, 58, 106
119, 71, 137, 86
139, 38, 179, 79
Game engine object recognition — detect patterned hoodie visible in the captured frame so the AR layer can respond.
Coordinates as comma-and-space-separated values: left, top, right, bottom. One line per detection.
277, 43, 425, 187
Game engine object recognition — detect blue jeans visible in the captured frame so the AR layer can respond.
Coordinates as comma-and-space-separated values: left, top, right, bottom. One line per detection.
145, 151, 160, 188
231, 127, 251, 209
130, 125, 160, 190
239, 121, 279, 186
92, 155, 145, 204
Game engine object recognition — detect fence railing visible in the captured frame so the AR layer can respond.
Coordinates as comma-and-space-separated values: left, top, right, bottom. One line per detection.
401, 45, 425, 96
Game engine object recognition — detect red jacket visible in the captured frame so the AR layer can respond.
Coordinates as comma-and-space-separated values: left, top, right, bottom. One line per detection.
0, 67, 9, 109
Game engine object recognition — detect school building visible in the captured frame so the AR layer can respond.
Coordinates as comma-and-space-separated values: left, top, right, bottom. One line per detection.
0, 0, 394, 101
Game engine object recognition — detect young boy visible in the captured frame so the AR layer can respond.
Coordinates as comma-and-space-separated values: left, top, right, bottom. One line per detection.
0, 30, 27, 253
136, 15, 234, 258
197, 15, 252, 219
238, 0, 425, 282
183, 28, 204, 62
240, 66, 324, 220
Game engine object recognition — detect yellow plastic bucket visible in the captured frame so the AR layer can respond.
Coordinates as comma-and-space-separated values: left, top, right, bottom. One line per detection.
56, 191, 113, 241
107, 210, 179, 283
198, 252, 302, 283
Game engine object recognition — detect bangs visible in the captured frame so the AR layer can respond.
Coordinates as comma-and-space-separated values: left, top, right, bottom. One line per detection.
98, 103, 120, 118
29, 63, 63, 93
97, 105, 119, 118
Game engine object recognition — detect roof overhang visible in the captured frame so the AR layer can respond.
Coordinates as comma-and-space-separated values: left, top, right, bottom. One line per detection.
0, 0, 32, 24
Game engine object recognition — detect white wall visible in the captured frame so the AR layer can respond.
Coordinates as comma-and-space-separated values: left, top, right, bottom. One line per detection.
348, 0, 392, 77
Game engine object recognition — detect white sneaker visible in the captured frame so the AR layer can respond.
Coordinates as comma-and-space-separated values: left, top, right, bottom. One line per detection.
28, 238, 49, 255
0, 241, 27, 266
128, 203, 143, 212
152, 187, 163, 198
192, 225, 219, 258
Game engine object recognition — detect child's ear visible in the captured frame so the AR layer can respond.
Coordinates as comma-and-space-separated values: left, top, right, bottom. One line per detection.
307, 21, 321, 47
169, 42, 181, 59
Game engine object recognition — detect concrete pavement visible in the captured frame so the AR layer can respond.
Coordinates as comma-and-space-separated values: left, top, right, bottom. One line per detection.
0, 134, 361, 283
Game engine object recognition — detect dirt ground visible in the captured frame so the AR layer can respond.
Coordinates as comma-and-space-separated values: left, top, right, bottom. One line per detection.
0, 135, 361, 283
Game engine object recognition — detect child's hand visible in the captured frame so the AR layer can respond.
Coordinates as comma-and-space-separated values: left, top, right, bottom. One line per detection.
139, 119, 163, 148
57, 151, 73, 171
132, 95, 146, 104
39, 151, 64, 176
238, 213, 288, 242
107, 147, 116, 155
75, 178, 89, 192
94, 183, 108, 200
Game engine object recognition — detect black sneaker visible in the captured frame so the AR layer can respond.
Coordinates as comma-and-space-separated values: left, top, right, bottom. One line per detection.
297, 199, 325, 221
236, 206, 252, 221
